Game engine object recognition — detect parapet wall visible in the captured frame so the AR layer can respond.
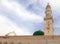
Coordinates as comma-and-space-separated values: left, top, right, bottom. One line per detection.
0, 36, 60, 44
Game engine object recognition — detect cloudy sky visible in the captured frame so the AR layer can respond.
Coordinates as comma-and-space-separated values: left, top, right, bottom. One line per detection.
0, 0, 60, 36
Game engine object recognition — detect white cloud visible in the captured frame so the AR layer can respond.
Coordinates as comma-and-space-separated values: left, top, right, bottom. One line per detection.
41, 0, 60, 8
1, 0, 43, 23
1, 0, 60, 35
0, 14, 31, 36
50, 0, 60, 7
0, 0, 43, 35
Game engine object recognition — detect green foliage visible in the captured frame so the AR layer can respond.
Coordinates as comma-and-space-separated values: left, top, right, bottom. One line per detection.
33, 30, 44, 36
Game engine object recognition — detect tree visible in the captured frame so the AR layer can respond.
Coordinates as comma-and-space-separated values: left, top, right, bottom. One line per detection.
33, 30, 44, 36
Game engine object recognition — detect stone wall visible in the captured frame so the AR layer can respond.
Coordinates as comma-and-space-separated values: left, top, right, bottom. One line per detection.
0, 36, 60, 44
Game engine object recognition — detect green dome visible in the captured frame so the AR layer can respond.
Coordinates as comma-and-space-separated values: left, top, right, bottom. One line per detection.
33, 30, 44, 36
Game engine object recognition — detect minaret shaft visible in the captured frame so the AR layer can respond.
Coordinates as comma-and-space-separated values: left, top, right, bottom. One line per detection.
44, 3, 54, 35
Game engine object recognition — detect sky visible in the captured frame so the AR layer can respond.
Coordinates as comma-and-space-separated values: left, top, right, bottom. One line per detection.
0, 0, 60, 36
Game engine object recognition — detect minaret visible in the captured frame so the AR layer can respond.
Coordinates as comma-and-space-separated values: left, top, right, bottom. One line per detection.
44, 3, 54, 35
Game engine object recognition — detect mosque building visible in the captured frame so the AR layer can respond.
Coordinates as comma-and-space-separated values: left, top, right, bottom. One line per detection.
0, 3, 60, 44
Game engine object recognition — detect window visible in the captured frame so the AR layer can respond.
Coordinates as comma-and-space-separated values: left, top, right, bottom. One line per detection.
10, 42, 14, 44
48, 31, 49, 33
47, 27, 49, 30
18, 43, 21, 44
0, 42, 2, 44
48, 24, 49, 26
4, 42, 7, 44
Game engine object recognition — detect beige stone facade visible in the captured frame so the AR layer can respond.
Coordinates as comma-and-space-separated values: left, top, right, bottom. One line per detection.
44, 3, 54, 35
0, 36, 60, 44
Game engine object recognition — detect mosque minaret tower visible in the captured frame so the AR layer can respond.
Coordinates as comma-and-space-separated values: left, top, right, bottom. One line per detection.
44, 3, 54, 35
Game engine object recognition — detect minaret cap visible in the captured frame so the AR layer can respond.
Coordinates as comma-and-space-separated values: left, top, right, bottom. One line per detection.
46, 3, 51, 9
